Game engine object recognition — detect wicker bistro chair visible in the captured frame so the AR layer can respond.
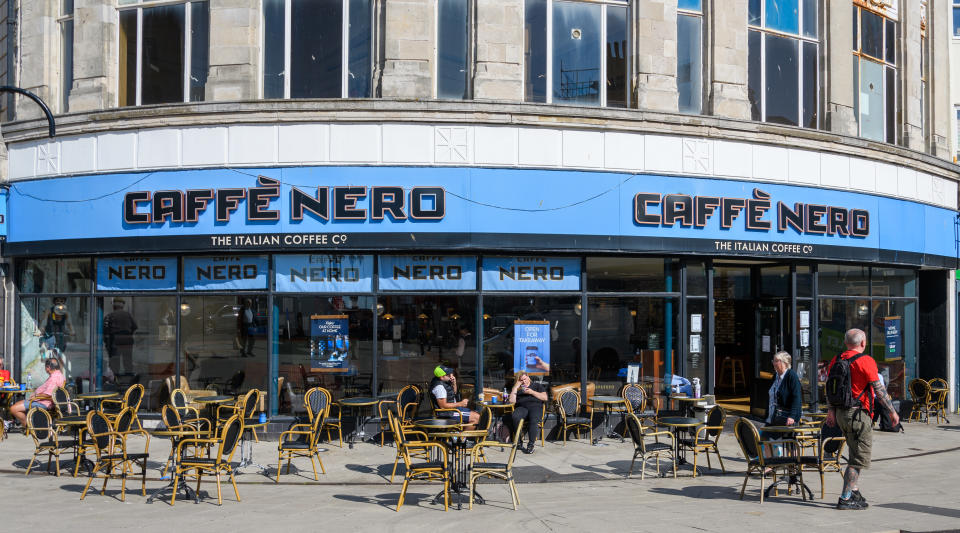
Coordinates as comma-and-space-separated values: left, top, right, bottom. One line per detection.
388, 411, 432, 483
80, 410, 150, 502
52, 386, 81, 420
908, 379, 934, 424
101, 384, 144, 428
624, 413, 676, 479
733, 418, 804, 503
555, 389, 592, 445
276, 405, 328, 482
468, 419, 525, 510
217, 389, 263, 440
798, 423, 846, 499
173, 414, 244, 506
622, 383, 658, 427
377, 385, 421, 446
928, 378, 950, 424
159, 404, 209, 478
25, 407, 78, 477
390, 411, 450, 511
677, 405, 727, 477
171, 388, 212, 433
306, 387, 343, 448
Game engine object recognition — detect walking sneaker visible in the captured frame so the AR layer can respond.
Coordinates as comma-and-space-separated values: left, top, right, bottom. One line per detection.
523, 442, 535, 455
851, 490, 868, 507
836, 496, 868, 510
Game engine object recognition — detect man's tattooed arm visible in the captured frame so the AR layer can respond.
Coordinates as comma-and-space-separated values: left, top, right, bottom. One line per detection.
871, 380, 895, 415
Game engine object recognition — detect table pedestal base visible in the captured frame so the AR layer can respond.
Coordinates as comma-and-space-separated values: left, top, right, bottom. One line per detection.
433, 483, 484, 509
764, 473, 813, 501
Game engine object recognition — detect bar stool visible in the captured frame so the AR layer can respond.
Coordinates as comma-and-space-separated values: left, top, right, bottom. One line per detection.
718, 357, 745, 393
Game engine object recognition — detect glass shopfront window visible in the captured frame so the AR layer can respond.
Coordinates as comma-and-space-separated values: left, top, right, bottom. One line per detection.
18, 258, 92, 294
481, 296, 580, 392
586, 258, 680, 293
276, 295, 374, 413
377, 295, 477, 400
818, 264, 869, 296
587, 297, 678, 397
20, 296, 91, 394
685, 298, 708, 387
96, 296, 175, 410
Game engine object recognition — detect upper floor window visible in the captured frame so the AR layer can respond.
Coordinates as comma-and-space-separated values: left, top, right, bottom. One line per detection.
748, 0, 822, 129
678, 0, 703, 114
524, 0, 629, 107
852, 3, 898, 144
953, 1, 960, 37
60, 0, 74, 113
262, 0, 373, 99
118, 0, 209, 107
437, 0, 471, 99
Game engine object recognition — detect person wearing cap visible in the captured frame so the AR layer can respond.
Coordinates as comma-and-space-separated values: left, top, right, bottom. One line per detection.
429, 365, 480, 426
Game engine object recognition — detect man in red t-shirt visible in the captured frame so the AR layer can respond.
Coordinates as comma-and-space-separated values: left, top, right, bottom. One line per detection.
825, 328, 900, 511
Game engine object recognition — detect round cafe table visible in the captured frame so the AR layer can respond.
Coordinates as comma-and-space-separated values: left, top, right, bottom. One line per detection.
193, 395, 234, 426
671, 395, 703, 417
757, 425, 820, 501
429, 429, 489, 510
657, 416, 704, 473
338, 396, 379, 448
75, 391, 119, 412
590, 395, 627, 445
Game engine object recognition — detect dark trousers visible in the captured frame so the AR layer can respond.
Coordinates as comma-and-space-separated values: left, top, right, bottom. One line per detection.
509, 404, 544, 444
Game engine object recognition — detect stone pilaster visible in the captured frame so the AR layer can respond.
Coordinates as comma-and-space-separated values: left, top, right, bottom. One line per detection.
381, 0, 433, 98
17, 0, 58, 119
206, 0, 261, 101
635, 0, 678, 112
69, 0, 117, 112
928, 0, 951, 160
707, 0, 750, 120
826, 0, 857, 136
902, 0, 924, 151
474, 0, 523, 101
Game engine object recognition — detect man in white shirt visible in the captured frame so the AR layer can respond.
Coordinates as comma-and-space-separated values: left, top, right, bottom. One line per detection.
429, 365, 480, 426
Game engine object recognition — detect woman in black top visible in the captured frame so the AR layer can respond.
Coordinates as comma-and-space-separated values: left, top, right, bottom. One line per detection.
508, 371, 548, 454
767, 351, 803, 426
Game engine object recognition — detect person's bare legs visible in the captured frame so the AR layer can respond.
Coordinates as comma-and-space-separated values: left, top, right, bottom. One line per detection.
10, 400, 27, 425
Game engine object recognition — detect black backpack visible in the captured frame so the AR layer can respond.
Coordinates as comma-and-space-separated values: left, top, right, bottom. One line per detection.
825, 353, 870, 411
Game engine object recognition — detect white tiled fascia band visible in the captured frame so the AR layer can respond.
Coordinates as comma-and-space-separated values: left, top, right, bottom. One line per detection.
4, 122, 956, 210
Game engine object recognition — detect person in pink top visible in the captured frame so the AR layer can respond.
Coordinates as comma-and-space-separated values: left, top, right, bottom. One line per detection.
9, 358, 66, 426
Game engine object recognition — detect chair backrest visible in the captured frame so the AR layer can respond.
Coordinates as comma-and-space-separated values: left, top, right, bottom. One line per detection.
304, 387, 329, 422
622, 384, 646, 414
27, 407, 54, 442
908, 378, 930, 402
734, 418, 761, 461
86, 411, 115, 456
218, 415, 244, 462
171, 388, 189, 414
53, 387, 74, 415
557, 389, 581, 419
625, 413, 646, 452
505, 419, 525, 468
929, 377, 948, 390
477, 406, 492, 432
242, 389, 260, 418
114, 407, 136, 433
125, 384, 145, 412
706, 406, 726, 438
398, 385, 418, 412
161, 404, 183, 429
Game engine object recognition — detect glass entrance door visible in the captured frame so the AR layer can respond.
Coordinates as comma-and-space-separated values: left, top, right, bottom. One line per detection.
755, 299, 786, 379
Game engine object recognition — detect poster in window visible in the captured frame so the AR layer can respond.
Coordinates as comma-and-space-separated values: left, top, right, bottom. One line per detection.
884, 316, 901, 360
310, 315, 350, 372
513, 320, 550, 376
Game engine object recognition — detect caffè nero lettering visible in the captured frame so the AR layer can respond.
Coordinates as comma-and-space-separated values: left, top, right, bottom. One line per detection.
123, 176, 446, 224
634, 188, 869, 237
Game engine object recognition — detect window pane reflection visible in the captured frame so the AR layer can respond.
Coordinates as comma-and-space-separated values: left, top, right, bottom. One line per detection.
438, 0, 469, 99
552, 0, 601, 106
21, 297, 91, 395
606, 6, 628, 108
119, 9, 138, 107
141, 4, 186, 105
190, 2, 209, 102
278, 296, 374, 412
765, 0, 799, 34
586, 258, 679, 292
764, 33, 799, 126
483, 296, 580, 390
263, 0, 285, 99
180, 296, 268, 399
290, 0, 342, 98
678, 13, 702, 114
98, 296, 176, 411
348, 0, 373, 97
860, 59, 884, 142
860, 10, 883, 59
524, 0, 547, 102
748, 30, 762, 121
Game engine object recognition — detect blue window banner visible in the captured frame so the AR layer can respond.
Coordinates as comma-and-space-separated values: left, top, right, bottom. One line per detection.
378, 255, 477, 291
482, 256, 581, 291
183, 255, 268, 291
96, 257, 178, 291
310, 315, 351, 372
514, 320, 550, 376
275, 254, 373, 293
885, 316, 902, 359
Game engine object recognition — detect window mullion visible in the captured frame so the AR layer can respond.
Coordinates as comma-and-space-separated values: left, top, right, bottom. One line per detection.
343, 0, 350, 98
184, 1, 192, 103
546, 0, 553, 105
136, 8, 143, 106
600, 4, 607, 107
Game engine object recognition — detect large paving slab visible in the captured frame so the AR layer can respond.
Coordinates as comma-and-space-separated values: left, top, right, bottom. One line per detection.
1, 417, 958, 532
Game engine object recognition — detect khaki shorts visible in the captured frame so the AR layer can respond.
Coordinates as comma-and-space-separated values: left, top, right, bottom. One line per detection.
836, 407, 873, 469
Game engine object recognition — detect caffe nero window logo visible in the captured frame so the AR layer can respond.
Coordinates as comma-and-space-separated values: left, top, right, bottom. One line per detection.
633, 188, 869, 237
122, 176, 446, 224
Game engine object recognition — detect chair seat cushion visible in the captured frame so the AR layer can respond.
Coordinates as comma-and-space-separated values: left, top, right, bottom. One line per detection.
471, 462, 508, 470
678, 438, 714, 448
763, 457, 799, 467
323, 417, 340, 425
564, 417, 591, 425
57, 415, 86, 424
281, 441, 310, 450
644, 442, 673, 452
39, 439, 78, 449
102, 453, 149, 461
179, 457, 220, 466
410, 461, 445, 470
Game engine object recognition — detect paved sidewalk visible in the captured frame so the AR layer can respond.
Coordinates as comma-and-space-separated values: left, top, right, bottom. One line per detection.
1, 417, 959, 532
